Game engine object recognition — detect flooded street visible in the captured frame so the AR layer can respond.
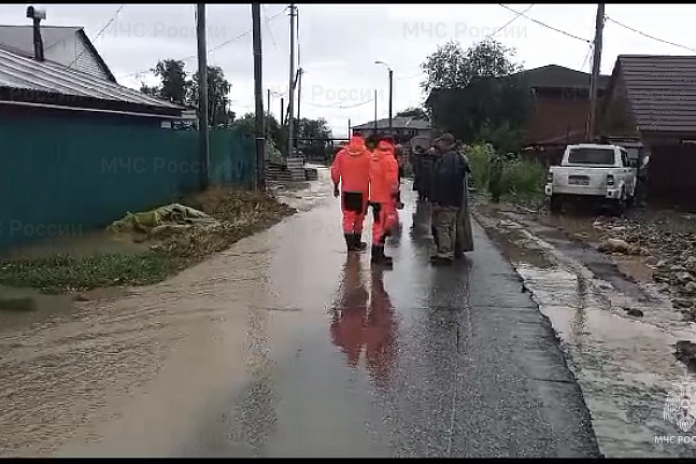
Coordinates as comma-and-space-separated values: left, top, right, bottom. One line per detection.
475, 208, 696, 458
0, 170, 600, 457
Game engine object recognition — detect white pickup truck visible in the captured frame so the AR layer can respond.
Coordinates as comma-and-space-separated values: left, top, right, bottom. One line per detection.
545, 143, 637, 213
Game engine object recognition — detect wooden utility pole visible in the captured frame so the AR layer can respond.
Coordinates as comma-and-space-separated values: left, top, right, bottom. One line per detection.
287, 3, 296, 158
388, 68, 393, 137
196, 3, 209, 190
280, 97, 284, 125
588, 3, 605, 141
297, 68, 303, 122
267, 89, 271, 118
348, 118, 351, 138
373, 89, 378, 136
252, 4, 265, 191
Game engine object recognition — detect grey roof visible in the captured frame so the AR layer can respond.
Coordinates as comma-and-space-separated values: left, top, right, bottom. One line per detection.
0, 25, 78, 55
511, 64, 610, 90
0, 25, 116, 82
0, 45, 183, 113
352, 116, 430, 130
613, 54, 696, 133
426, 64, 611, 106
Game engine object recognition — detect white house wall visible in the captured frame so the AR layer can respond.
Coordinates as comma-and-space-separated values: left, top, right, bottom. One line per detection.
41, 31, 108, 80
72, 36, 108, 80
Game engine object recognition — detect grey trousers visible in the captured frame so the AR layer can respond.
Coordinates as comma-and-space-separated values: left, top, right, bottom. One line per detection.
432, 205, 459, 259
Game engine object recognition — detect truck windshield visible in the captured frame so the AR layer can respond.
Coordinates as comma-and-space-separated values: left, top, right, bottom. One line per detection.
567, 148, 615, 165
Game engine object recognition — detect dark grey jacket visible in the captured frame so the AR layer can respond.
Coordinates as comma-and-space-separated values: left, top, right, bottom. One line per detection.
430, 148, 468, 208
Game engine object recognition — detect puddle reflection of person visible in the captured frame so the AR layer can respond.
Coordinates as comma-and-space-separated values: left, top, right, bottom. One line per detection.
330, 255, 369, 367
329, 259, 398, 389
364, 268, 398, 390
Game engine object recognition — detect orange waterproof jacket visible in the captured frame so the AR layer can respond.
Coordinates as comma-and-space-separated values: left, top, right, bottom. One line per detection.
331, 136, 370, 193
368, 140, 399, 203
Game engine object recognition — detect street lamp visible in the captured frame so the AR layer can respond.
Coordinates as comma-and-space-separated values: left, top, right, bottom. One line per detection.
375, 60, 393, 139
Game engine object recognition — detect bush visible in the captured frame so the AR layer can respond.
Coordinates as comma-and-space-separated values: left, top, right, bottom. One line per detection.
464, 142, 495, 191
500, 158, 546, 200
464, 142, 545, 201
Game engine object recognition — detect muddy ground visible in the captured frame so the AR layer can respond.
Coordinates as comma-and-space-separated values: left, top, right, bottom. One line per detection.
473, 198, 696, 457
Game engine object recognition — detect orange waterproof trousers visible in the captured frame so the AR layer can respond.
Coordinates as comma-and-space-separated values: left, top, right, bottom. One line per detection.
342, 192, 369, 234
371, 199, 397, 245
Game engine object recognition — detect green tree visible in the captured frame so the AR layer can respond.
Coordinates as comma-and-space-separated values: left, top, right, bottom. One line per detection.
421, 39, 521, 92
140, 60, 235, 126
151, 59, 190, 105
235, 112, 284, 150
189, 65, 235, 127
422, 39, 530, 150
294, 117, 332, 160
395, 107, 429, 120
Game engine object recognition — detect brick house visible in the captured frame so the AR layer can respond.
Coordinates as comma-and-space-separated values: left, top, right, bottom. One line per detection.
515, 64, 610, 149
599, 55, 696, 206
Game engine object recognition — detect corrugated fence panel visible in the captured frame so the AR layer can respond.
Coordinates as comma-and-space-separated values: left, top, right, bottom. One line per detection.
209, 127, 255, 187
0, 112, 253, 251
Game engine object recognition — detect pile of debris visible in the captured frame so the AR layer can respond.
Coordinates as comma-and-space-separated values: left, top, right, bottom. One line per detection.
593, 212, 696, 317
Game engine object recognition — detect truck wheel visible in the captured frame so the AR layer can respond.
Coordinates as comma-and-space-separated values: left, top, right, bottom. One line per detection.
550, 195, 562, 213
626, 193, 635, 207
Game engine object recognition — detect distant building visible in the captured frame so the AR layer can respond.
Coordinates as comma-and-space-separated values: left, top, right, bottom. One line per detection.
512, 64, 610, 148
0, 25, 116, 82
351, 116, 431, 144
426, 64, 611, 163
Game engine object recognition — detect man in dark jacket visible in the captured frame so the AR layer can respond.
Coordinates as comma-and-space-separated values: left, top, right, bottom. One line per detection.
411, 145, 426, 201
488, 150, 504, 203
429, 133, 469, 265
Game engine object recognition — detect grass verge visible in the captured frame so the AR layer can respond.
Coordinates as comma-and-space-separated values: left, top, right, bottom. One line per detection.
0, 188, 296, 294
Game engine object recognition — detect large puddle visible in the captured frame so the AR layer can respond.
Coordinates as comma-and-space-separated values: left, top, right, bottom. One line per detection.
490, 215, 696, 458
0, 177, 329, 457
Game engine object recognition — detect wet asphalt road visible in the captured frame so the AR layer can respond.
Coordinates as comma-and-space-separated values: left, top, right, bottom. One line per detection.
168, 180, 601, 458
38, 174, 601, 458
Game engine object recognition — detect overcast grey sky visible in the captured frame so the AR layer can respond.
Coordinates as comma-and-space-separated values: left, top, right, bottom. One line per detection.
3, 3, 696, 137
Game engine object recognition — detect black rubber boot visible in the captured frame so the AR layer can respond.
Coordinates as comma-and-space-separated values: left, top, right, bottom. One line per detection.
381, 248, 394, 267
371, 244, 393, 267
353, 233, 368, 251
344, 234, 357, 252
370, 245, 393, 268
370, 245, 381, 264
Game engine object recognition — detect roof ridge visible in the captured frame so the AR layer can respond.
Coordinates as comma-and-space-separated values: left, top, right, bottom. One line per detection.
0, 24, 83, 29
0, 45, 183, 112
619, 54, 696, 59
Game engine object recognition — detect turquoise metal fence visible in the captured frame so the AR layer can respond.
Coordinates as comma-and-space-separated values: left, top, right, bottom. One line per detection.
0, 113, 255, 251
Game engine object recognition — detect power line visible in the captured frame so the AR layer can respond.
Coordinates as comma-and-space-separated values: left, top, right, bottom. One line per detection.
497, 4, 591, 43
262, 4, 279, 50
605, 16, 696, 54
338, 98, 374, 109
580, 42, 593, 71
304, 98, 374, 110
68, 4, 125, 69
485, 4, 534, 41
120, 5, 288, 79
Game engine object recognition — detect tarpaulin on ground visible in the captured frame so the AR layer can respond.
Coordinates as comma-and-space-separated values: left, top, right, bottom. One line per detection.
107, 203, 220, 238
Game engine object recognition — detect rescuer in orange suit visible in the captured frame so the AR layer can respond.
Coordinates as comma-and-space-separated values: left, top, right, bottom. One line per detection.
331, 135, 371, 252
368, 139, 400, 267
